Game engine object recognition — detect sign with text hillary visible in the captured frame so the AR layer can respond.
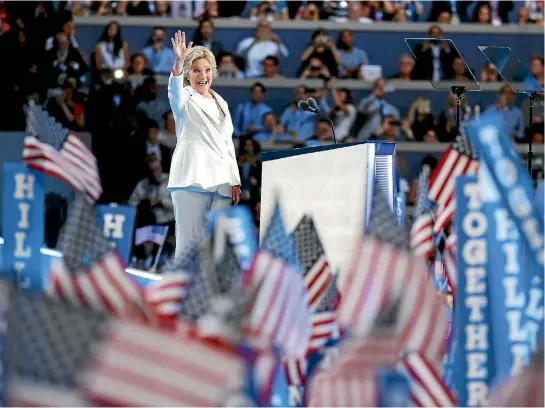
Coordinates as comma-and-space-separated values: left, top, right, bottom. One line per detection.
95, 204, 135, 264
454, 175, 495, 407
467, 111, 544, 281
1, 163, 44, 290
479, 164, 541, 381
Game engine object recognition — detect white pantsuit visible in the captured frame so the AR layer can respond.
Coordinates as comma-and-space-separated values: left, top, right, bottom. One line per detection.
167, 73, 241, 261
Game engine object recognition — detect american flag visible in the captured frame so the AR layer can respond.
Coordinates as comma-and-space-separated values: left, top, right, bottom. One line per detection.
22, 101, 102, 202
366, 179, 410, 249
283, 275, 340, 387
134, 225, 169, 246
245, 251, 312, 358
340, 180, 448, 363
46, 194, 144, 318
410, 165, 435, 258
307, 333, 402, 407
79, 312, 247, 406
291, 215, 333, 310
144, 272, 191, 317
397, 352, 456, 407
261, 200, 301, 271
5, 291, 106, 407
428, 134, 479, 235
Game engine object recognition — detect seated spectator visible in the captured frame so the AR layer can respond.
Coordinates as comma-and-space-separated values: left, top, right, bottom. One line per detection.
328, 79, 356, 141
531, 56, 544, 87
151, 0, 171, 16
484, 85, 525, 141
338, 1, 374, 23
129, 154, 175, 260
526, 0, 544, 24
261, 55, 284, 78
217, 52, 245, 79
409, 156, 439, 204
158, 110, 177, 150
391, 54, 415, 80
296, 1, 321, 20
233, 82, 273, 137
140, 119, 172, 173
253, 112, 291, 141
307, 86, 330, 111
192, 19, 223, 59
370, 115, 403, 142
237, 136, 262, 204
127, 52, 155, 76
336, 29, 369, 79
94, 21, 130, 71
141, 26, 175, 75
300, 57, 332, 79
249, 0, 289, 20
472, 1, 513, 25
45, 80, 85, 131
522, 93, 544, 126
136, 76, 169, 124
480, 62, 500, 82
411, 25, 456, 81
280, 86, 315, 141
309, 118, 335, 144
406, 97, 436, 141
122, 0, 152, 15
423, 129, 439, 143
43, 31, 88, 89
356, 78, 400, 140
298, 29, 340, 78
436, 93, 469, 142
45, 10, 78, 50
393, 1, 424, 22
236, 19, 289, 78
196, 0, 221, 19
517, 6, 531, 25
427, 1, 471, 23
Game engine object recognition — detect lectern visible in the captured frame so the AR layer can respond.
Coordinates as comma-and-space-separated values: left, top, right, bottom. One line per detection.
260, 141, 397, 274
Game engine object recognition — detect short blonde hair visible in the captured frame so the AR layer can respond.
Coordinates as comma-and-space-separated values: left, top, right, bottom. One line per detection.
183, 46, 217, 86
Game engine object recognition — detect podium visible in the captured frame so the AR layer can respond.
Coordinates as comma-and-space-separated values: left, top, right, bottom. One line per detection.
260, 141, 397, 274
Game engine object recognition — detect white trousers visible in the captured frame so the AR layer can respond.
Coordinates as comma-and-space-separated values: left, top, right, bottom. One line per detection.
171, 189, 231, 261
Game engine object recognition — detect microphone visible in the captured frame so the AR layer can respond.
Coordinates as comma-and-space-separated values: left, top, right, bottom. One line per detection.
297, 98, 338, 145
306, 97, 319, 112
298, 100, 311, 112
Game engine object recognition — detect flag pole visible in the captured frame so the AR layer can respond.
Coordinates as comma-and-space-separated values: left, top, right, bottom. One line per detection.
151, 226, 169, 273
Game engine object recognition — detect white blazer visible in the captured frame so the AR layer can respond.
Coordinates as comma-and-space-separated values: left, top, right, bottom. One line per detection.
167, 73, 241, 194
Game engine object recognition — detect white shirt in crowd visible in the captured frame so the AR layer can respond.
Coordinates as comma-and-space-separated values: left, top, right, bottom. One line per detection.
236, 38, 289, 77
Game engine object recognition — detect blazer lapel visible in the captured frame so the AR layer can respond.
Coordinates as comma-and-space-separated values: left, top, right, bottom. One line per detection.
187, 86, 222, 127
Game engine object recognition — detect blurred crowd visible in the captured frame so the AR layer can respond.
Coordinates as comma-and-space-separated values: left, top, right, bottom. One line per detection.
0, 1, 543, 263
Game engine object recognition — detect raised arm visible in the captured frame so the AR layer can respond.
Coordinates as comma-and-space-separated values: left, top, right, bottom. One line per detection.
168, 30, 193, 114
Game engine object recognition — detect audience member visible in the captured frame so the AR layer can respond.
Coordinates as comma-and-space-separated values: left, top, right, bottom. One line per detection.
217, 52, 245, 79
158, 110, 177, 150
356, 78, 400, 140
411, 25, 457, 81
236, 19, 289, 78
336, 29, 369, 79
43, 31, 88, 89
253, 112, 290, 141
261, 55, 284, 78
484, 84, 525, 141
249, 0, 289, 21
298, 29, 341, 78
328, 80, 357, 141
233, 82, 273, 137
94, 21, 130, 71
192, 19, 224, 59
127, 52, 155, 76
141, 26, 175, 75
391, 54, 415, 80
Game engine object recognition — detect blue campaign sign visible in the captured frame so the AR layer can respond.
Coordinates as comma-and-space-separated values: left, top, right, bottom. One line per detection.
206, 205, 258, 270
395, 193, 406, 228
467, 112, 544, 281
1, 163, 45, 291
96, 204, 136, 264
453, 175, 495, 407
480, 164, 535, 381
